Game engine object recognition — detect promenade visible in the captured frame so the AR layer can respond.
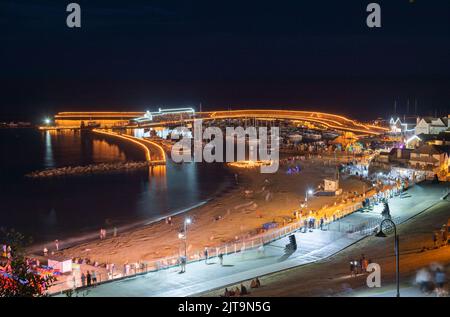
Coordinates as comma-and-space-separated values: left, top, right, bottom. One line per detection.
62, 182, 445, 297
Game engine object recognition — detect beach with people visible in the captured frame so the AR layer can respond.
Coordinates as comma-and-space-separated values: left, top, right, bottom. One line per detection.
31, 154, 377, 292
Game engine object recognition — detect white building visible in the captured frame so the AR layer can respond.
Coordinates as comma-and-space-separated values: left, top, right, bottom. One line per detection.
409, 144, 448, 173
415, 117, 450, 135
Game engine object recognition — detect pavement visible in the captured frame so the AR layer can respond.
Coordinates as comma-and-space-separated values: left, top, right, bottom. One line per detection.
61, 182, 447, 297
351, 285, 442, 297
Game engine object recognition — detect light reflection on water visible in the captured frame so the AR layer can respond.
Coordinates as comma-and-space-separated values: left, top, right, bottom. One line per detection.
0, 129, 231, 242
44, 131, 54, 168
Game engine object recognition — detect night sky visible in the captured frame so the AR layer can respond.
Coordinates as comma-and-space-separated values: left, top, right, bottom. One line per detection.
1, 0, 449, 122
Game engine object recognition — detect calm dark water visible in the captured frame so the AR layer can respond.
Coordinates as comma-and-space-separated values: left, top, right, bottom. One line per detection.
0, 129, 232, 243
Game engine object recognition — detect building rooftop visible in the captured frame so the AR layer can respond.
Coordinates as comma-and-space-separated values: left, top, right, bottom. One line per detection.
412, 144, 449, 155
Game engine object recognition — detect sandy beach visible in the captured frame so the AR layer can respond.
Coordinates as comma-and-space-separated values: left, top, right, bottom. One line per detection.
41, 156, 370, 279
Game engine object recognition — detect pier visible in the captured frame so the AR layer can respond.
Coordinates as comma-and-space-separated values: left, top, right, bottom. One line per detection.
92, 129, 166, 164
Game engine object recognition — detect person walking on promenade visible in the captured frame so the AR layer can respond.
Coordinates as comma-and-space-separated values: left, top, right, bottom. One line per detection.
80, 272, 86, 287
86, 271, 92, 286
303, 219, 308, 233
54, 239, 59, 251
180, 256, 186, 273
91, 271, 97, 285
218, 252, 224, 266
320, 218, 324, 230
113, 227, 117, 237
204, 248, 209, 264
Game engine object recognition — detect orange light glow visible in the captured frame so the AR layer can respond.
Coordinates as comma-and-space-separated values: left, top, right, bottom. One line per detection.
92, 129, 151, 161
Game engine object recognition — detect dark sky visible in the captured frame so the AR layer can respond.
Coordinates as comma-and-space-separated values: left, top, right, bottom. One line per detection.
0, 0, 449, 122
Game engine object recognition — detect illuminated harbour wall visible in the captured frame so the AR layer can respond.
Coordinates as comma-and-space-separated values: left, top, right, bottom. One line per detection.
92, 129, 166, 163
54, 109, 389, 136
54, 112, 145, 127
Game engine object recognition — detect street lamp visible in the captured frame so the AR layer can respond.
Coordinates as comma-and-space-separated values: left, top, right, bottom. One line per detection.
305, 189, 313, 202
44, 118, 51, 125
375, 218, 400, 297
182, 217, 191, 264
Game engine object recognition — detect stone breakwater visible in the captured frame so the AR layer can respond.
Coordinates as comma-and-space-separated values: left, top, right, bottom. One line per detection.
26, 161, 162, 178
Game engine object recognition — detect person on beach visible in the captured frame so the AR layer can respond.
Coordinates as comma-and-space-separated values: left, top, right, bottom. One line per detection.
204, 248, 209, 264
113, 227, 117, 237
54, 239, 59, 251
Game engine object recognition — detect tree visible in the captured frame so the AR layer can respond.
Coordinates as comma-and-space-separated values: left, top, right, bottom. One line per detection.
0, 228, 55, 297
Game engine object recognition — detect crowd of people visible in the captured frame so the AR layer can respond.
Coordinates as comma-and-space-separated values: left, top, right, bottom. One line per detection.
349, 254, 371, 276
222, 277, 261, 297
79, 270, 98, 287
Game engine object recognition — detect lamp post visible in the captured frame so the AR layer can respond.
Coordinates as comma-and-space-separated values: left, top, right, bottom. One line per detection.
375, 218, 400, 297
305, 189, 313, 203
182, 217, 191, 265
